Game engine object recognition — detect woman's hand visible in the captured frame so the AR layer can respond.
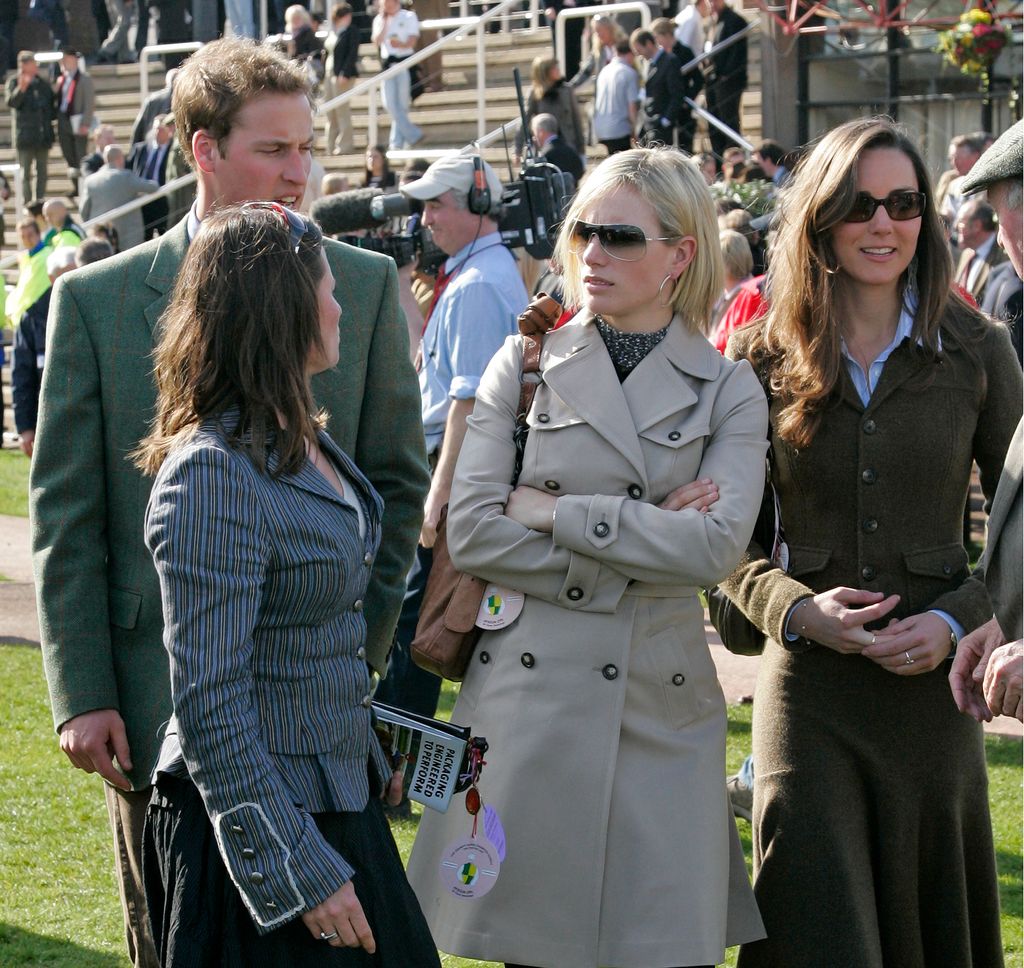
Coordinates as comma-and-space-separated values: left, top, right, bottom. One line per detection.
658, 478, 719, 513
793, 587, 901, 653
949, 616, 1003, 721
504, 485, 557, 533
861, 611, 953, 675
302, 881, 376, 952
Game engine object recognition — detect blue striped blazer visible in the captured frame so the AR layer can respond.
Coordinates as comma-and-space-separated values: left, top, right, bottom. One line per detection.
145, 414, 391, 933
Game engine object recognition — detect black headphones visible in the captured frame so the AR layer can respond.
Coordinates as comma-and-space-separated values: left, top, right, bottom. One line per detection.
467, 155, 491, 216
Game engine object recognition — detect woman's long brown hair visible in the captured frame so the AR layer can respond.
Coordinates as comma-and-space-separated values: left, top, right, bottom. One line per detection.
749, 116, 982, 449
134, 205, 328, 477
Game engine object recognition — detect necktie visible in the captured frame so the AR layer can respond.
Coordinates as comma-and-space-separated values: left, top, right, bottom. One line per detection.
957, 248, 976, 288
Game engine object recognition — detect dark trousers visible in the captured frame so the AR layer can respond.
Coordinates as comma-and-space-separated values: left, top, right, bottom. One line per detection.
705, 79, 744, 158
677, 113, 696, 155
373, 543, 442, 718
600, 135, 632, 156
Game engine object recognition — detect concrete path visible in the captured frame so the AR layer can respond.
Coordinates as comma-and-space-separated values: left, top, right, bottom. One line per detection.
1, 511, 1019, 738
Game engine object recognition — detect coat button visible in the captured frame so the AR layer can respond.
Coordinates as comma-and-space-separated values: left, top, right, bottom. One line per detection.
627, 484, 642, 499
861, 565, 877, 581
479, 651, 490, 663
521, 652, 535, 668
544, 480, 560, 491
861, 468, 877, 484
242, 848, 255, 859
672, 673, 685, 686
352, 599, 363, 612
602, 663, 618, 680
567, 587, 584, 601
942, 564, 952, 575
863, 419, 877, 435
265, 901, 277, 910
536, 413, 550, 423
356, 647, 366, 660
361, 694, 372, 708
862, 518, 878, 534
363, 552, 374, 566
593, 522, 610, 538
249, 871, 265, 885
231, 825, 244, 835
667, 430, 681, 441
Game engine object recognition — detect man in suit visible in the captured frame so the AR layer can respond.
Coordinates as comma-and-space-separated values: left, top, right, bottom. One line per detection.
950, 119, 1023, 723
79, 144, 159, 251
53, 45, 95, 196
631, 27, 684, 147
954, 198, 1008, 305
651, 17, 702, 153
32, 37, 428, 968
704, 0, 747, 160
531, 112, 584, 184
128, 114, 174, 237
982, 259, 1022, 365
129, 67, 176, 147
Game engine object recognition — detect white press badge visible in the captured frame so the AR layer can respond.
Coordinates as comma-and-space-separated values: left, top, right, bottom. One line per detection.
475, 584, 524, 630
440, 834, 501, 899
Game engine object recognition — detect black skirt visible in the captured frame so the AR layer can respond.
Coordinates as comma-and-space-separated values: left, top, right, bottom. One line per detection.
143, 773, 440, 968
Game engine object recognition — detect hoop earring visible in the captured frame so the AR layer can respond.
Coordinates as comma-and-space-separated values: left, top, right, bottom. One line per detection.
657, 273, 676, 308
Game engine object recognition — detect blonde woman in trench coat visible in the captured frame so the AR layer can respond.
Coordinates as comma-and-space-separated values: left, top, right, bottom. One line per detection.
407, 148, 767, 968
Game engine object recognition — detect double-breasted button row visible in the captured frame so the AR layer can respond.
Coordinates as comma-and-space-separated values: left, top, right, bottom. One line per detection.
593, 522, 610, 538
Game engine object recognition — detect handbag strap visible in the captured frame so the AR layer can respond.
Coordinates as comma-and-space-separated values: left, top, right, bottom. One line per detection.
510, 291, 563, 486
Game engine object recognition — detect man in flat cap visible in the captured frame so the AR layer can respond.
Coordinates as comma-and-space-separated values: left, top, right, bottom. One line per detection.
950, 119, 1024, 723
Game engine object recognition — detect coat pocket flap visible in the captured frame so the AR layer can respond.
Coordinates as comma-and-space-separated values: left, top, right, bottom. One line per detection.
638, 419, 710, 449
902, 543, 968, 579
787, 545, 832, 577
109, 586, 142, 630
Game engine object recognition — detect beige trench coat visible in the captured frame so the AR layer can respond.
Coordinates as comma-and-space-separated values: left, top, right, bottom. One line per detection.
407, 315, 768, 967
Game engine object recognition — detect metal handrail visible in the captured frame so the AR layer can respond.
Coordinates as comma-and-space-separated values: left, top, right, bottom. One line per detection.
678, 18, 757, 75
138, 42, 202, 101
316, 0, 528, 148
1, 162, 25, 222
555, 2, 651, 77
0, 171, 197, 273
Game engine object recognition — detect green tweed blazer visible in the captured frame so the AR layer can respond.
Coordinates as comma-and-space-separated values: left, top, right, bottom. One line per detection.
30, 218, 430, 790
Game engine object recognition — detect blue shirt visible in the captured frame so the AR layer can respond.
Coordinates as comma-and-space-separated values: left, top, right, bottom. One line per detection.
419, 232, 528, 452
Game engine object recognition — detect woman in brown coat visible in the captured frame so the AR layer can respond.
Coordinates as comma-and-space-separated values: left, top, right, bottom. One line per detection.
407, 148, 767, 967
723, 117, 1021, 967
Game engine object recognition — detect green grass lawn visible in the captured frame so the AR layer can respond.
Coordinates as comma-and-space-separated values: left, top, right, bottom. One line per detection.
1, 645, 1020, 967
0, 448, 30, 519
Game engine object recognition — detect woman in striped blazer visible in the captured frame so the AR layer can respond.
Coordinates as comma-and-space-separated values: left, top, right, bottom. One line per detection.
135, 203, 439, 967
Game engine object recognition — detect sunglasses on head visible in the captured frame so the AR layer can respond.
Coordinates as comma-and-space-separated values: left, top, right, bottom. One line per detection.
567, 219, 681, 262
843, 190, 926, 223
241, 200, 316, 252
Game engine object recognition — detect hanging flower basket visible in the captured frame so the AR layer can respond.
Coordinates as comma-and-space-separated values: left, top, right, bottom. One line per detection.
936, 6, 1012, 82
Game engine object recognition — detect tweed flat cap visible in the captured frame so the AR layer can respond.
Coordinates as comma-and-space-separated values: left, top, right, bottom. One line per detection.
960, 119, 1023, 195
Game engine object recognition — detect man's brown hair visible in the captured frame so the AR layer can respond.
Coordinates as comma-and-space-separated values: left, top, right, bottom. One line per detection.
171, 37, 312, 170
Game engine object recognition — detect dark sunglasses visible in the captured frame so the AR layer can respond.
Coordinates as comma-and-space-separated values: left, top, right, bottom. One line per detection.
567, 219, 681, 262
843, 190, 926, 223
241, 200, 318, 252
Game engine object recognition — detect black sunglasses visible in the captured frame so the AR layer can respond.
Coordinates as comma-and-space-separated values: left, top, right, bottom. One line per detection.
241, 200, 318, 252
567, 219, 681, 262
843, 190, 926, 223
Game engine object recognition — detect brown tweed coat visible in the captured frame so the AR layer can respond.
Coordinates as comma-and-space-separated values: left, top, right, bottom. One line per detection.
723, 318, 1021, 968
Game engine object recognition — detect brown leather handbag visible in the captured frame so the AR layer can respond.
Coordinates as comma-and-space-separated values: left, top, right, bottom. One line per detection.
410, 293, 563, 680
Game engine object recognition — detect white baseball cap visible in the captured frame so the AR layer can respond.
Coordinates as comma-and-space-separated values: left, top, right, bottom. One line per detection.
401, 154, 504, 203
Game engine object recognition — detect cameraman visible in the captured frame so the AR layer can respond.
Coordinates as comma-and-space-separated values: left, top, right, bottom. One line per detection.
374, 154, 529, 725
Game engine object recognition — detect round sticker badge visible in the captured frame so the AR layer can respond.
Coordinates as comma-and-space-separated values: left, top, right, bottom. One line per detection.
475, 583, 524, 630
439, 835, 501, 899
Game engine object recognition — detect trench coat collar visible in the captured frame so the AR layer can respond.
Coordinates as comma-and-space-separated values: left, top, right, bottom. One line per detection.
143, 216, 190, 333
539, 312, 723, 483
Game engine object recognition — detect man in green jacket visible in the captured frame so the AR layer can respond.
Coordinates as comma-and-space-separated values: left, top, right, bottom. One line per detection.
31, 38, 428, 968
5, 50, 54, 202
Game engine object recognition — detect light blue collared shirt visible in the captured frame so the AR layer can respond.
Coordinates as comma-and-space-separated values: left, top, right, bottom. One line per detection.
419, 232, 528, 453
785, 299, 962, 642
